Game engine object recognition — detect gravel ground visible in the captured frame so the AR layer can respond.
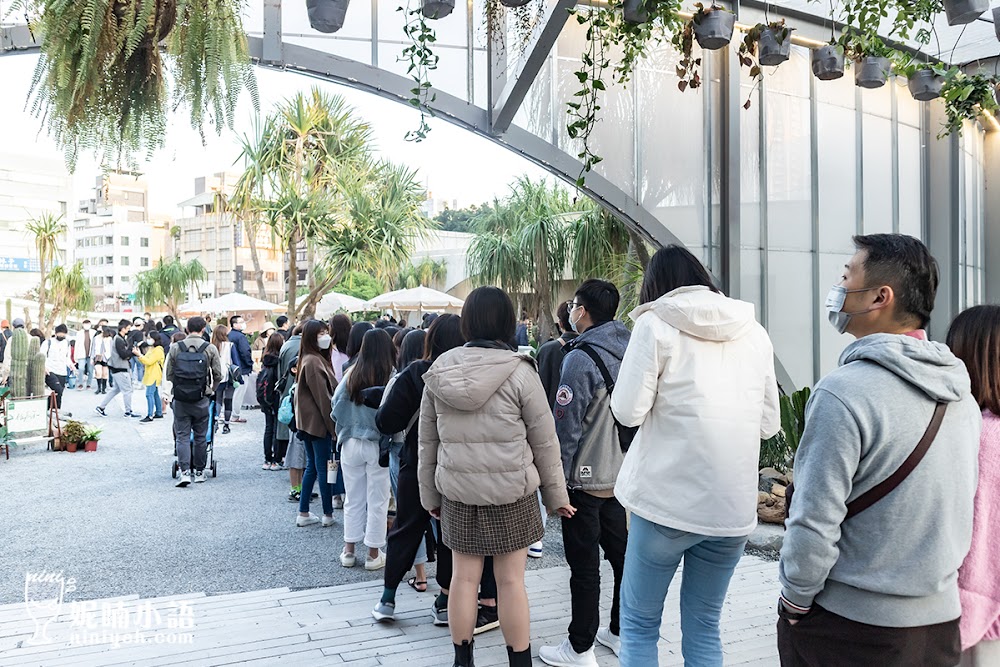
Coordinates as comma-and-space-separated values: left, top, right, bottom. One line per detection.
1, 385, 567, 605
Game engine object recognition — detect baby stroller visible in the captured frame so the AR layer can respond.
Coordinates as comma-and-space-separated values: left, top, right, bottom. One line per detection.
171, 397, 219, 479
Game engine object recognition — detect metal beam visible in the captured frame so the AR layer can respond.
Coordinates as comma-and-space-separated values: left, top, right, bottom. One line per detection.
491, 0, 574, 135
0, 25, 39, 53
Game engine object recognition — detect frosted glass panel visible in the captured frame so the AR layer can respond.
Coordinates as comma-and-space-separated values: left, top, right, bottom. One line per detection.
766, 95, 812, 251
767, 250, 814, 389
862, 114, 892, 234
898, 125, 922, 240
817, 104, 857, 254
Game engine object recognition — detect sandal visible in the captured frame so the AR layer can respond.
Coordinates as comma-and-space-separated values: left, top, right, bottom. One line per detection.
407, 577, 428, 593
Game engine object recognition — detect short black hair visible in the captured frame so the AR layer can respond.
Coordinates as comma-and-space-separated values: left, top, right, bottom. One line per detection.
424, 313, 465, 361
229, 315, 243, 327
55, 324, 68, 334
853, 234, 939, 328
575, 279, 620, 324
461, 287, 515, 343
187, 316, 207, 334
118, 319, 131, 332
163, 315, 174, 326
556, 300, 572, 332
276, 315, 289, 328
82, 319, 91, 325
640, 245, 719, 304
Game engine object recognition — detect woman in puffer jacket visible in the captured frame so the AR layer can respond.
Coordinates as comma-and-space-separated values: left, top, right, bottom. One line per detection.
419, 286, 575, 667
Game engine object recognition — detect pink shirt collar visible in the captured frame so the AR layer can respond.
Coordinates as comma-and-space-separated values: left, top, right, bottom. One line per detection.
902, 330, 928, 341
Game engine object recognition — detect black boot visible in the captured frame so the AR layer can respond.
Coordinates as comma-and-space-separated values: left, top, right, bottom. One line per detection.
506, 645, 531, 667
453, 639, 474, 667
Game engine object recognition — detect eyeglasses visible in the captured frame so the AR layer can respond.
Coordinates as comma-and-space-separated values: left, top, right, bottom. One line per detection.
566, 301, 581, 310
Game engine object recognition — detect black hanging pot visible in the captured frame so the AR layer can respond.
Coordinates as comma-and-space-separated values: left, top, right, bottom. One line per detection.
500, 0, 532, 6
307, 0, 351, 34
811, 44, 845, 80
907, 69, 944, 101
422, 0, 455, 19
758, 27, 794, 67
855, 56, 891, 89
943, 0, 989, 26
624, 0, 649, 24
693, 9, 736, 51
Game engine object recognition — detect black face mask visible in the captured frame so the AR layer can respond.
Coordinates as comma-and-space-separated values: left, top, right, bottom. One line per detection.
56, 336, 66, 341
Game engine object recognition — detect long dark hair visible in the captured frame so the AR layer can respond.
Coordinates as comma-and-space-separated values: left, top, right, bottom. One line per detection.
397, 330, 426, 370
264, 331, 285, 357
639, 245, 720, 305
947, 304, 1000, 417
345, 321, 373, 360
330, 314, 352, 354
424, 313, 465, 361
346, 329, 396, 405
298, 319, 332, 371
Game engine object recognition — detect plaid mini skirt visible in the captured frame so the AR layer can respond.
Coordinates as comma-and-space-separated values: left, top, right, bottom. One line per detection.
441, 492, 544, 556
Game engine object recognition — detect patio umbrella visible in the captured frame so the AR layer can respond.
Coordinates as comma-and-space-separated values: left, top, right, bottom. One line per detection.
190, 293, 285, 313
315, 291, 368, 318
364, 286, 464, 314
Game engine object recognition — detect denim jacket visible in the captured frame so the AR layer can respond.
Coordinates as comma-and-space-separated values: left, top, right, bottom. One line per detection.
330, 369, 384, 444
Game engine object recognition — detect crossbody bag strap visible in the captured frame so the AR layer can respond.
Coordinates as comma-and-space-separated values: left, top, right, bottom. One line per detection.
845, 401, 948, 519
574, 343, 617, 394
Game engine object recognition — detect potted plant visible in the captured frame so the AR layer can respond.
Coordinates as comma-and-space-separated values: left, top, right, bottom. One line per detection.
812, 42, 846, 80
624, 0, 651, 24
897, 58, 953, 102
307, 0, 352, 33
756, 21, 794, 67
83, 426, 102, 453
500, 0, 532, 6
940, 72, 1000, 137
943, 0, 989, 26
844, 35, 895, 89
422, 0, 455, 19
62, 420, 87, 454
689, 3, 736, 51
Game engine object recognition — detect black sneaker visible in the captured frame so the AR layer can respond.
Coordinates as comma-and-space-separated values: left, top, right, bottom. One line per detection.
287, 490, 301, 503
473, 605, 499, 635
95, 407, 106, 417
154, 414, 164, 419
139, 416, 153, 423
222, 424, 231, 434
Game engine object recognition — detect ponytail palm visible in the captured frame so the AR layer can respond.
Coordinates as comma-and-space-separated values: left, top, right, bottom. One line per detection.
25, 211, 65, 333
134, 257, 206, 316
47, 262, 94, 330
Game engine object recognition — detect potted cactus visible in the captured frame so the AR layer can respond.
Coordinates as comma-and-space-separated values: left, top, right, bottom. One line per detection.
8, 328, 29, 397
62, 420, 87, 453
83, 426, 102, 452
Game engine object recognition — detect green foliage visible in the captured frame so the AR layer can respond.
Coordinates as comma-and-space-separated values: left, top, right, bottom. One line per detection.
434, 204, 492, 233
759, 386, 811, 472
339, 271, 383, 302
134, 257, 206, 316
940, 72, 999, 138
25, 211, 65, 334
83, 425, 103, 441
672, 3, 728, 94
18, 0, 257, 169
47, 262, 94, 330
397, 258, 449, 290
399, 2, 439, 142
9, 329, 30, 398
62, 419, 88, 445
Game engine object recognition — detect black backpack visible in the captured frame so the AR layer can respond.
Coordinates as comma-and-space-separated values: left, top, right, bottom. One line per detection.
575, 343, 638, 454
172, 341, 210, 403
256, 364, 278, 410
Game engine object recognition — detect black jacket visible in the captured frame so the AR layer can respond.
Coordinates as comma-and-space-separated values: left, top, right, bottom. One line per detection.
375, 359, 431, 467
536, 331, 578, 408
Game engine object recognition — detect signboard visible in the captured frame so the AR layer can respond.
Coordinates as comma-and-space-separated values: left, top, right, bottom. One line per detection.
6, 398, 50, 434
0, 257, 40, 273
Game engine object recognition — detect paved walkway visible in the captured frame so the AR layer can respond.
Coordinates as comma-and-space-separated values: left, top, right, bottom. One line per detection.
0, 557, 780, 666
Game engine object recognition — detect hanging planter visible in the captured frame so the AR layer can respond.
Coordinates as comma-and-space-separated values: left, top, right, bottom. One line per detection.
994, 7, 1000, 41
855, 56, 891, 88
307, 0, 352, 33
907, 69, 945, 101
943, 0, 989, 26
422, 0, 455, 19
758, 25, 794, 67
693, 5, 736, 51
940, 72, 1000, 137
623, 0, 650, 24
812, 44, 845, 80
500, 0, 533, 7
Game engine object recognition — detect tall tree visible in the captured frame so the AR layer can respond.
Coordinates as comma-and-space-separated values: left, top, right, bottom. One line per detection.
25, 212, 66, 334
47, 262, 94, 329
134, 257, 207, 317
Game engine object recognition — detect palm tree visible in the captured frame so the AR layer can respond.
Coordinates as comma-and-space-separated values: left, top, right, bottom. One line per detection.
232, 88, 373, 315
397, 257, 449, 290
25, 212, 66, 333
47, 262, 94, 329
134, 258, 207, 317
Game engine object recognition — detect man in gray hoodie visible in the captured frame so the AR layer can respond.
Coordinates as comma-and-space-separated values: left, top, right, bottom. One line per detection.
778, 234, 980, 666
539, 279, 630, 667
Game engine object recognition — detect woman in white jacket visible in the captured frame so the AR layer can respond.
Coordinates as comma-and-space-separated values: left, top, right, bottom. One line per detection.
611, 246, 781, 667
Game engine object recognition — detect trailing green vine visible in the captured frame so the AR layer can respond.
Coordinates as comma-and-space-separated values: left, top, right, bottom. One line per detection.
484, 0, 546, 56
940, 72, 999, 138
737, 20, 790, 109
399, 2, 440, 142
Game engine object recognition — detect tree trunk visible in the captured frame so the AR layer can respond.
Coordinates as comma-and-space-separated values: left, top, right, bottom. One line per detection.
626, 227, 651, 269
246, 220, 267, 300
534, 239, 555, 343
305, 240, 317, 304
287, 227, 300, 317
295, 271, 341, 322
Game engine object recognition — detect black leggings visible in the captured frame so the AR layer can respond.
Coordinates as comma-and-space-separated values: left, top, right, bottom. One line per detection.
215, 384, 234, 423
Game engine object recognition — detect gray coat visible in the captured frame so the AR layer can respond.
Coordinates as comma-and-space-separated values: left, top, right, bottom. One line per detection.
275, 334, 301, 441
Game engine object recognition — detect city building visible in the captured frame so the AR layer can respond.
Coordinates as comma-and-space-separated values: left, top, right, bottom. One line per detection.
175, 173, 285, 302
0, 153, 73, 299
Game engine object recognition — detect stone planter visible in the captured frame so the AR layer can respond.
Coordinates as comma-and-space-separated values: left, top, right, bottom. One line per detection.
944, 0, 989, 26
306, 0, 351, 34
812, 44, 844, 80
84, 440, 98, 452
908, 69, 944, 102
855, 56, 891, 89
422, 0, 455, 19
694, 9, 736, 51
623, 0, 649, 24
758, 27, 793, 67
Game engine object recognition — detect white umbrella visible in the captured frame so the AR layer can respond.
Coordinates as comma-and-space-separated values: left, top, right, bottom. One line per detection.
191, 292, 284, 313
364, 286, 464, 313
315, 291, 368, 318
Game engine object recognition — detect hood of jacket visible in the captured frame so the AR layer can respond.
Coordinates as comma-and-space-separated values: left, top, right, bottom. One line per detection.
840, 333, 970, 403
262, 354, 280, 367
567, 320, 630, 359
628, 286, 757, 342
424, 346, 528, 411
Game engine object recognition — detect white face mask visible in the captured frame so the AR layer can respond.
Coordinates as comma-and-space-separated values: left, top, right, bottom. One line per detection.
569, 306, 584, 333
825, 285, 876, 334
317, 334, 332, 350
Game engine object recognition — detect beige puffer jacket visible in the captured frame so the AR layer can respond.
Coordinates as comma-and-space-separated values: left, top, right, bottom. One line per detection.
418, 346, 570, 513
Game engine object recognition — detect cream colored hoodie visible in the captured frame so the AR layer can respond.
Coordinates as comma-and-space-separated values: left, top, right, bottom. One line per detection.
612, 286, 781, 537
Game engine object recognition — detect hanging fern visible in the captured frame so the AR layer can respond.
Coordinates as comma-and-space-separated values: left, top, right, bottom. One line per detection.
15, 0, 256, 170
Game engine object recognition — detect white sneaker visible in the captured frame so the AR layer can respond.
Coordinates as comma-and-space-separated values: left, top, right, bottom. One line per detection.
176, 472, 191, 488
595, 627, 621, 656
194, 470, 206, 483
528, 541, 544, 558
364, 550, 386, 571
538, 638, 598, 667
340, 551, 356, 568
296, 513, 320, 527
332, 495, 344, 510
321, 515, 336, 527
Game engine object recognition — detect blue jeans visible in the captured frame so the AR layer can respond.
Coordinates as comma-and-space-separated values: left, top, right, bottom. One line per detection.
131, 356, 144, 383
619, 515, 747, 667
77, 357, 93, 387
145, 384, 162, 417
299, 433, 334, 516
